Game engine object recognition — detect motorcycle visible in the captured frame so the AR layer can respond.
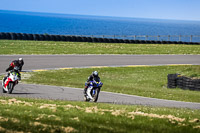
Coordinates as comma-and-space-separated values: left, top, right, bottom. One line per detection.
84, 80, 103, 102
2, 71, 20, 94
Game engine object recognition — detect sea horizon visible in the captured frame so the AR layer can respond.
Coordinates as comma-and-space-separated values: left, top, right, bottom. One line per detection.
0, 9, 200, 42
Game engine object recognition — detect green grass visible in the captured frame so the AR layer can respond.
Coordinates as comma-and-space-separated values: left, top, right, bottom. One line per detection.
23, 65, 200, 103
0, 96, 200, 133
0, 40, 200, 54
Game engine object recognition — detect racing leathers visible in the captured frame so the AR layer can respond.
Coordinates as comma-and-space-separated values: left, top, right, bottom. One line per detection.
6, 60, 24, 72
3, 60, 23, 86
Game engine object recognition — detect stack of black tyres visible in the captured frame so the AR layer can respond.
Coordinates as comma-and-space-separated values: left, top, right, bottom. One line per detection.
182, 76, 191, 90
167, 74, 180, 88
193, 79, 200, 91
169, 74, 200, 91
176, 76, 184, 89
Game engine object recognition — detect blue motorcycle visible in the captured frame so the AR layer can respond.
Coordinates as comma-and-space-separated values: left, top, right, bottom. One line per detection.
84, 80, 103, 102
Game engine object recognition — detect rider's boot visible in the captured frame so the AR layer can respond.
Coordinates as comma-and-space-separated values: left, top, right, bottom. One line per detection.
83, 86, 87, 96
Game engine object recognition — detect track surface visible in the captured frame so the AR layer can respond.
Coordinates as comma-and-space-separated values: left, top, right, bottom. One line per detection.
1, 83, 200, 109
1, 55, 200, 74
0, 55, 200, 109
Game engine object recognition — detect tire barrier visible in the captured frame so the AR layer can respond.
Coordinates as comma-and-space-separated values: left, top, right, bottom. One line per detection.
86, 37, 92, 42
91, 37, 97, 42
16, 33, 23, 40
76, 36, 82, 42
44, 34, 51, 41
0, 32, 7, 39
27, 34, 33, 40
59, 35, 66, 41
109, 39, 115, 43
129, 40, 135, 44
112, 38, 118, 43
33, 34, 39, 41
48, 35, 54, 41
81, 37, 88, 42
167, 74, 200, 91
22, 33, 28, 40
4, 33, 11, 39
97, 38, 104, 43
10, 33, 16, 40
0, 32, 199, 45
123, 39, 129, 43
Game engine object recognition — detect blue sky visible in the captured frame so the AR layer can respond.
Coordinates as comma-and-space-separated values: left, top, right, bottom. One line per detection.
0, 0, 200, 21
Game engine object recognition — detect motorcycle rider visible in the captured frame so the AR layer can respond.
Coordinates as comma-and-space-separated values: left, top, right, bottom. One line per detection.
6, 58, 24, 72
3, 58, 23, 86
84, 71, 101, 100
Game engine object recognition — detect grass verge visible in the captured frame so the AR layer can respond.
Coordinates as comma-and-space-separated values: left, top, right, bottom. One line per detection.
0, 96, 200, 133
1, 40, 200, 54
23, 65, 200, 103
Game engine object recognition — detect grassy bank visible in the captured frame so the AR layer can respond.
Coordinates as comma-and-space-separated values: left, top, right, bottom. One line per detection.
0, 40, 200, 54
0, 96, 200, 133
23, 65, 200, 103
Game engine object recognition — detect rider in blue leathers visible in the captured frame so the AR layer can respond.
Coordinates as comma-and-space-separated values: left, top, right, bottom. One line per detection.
84, 71, 101, 100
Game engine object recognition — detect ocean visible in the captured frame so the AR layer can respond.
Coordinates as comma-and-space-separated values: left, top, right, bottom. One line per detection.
0, 10, 200, 42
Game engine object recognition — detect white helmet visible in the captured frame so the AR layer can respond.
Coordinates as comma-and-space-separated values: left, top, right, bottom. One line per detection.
19, 58, 23, 61
92, 71, 98, 77
18, 58, 23, 64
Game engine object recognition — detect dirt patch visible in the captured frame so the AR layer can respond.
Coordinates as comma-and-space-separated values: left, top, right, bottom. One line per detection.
189, 118, 199, 123
70, 117, 80, 122
61, 126, 77, 133
39, 104, 57, 110
0, 98, 33, 106
128, 111, 185, 122
111, 110, 126, 116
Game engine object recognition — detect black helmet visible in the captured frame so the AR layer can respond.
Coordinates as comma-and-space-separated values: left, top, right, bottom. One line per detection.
92, 71, 98, 77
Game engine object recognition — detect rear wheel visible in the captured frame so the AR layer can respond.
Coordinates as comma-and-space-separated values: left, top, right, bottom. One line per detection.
84, 96, 90, 102
7, 82, 14, 94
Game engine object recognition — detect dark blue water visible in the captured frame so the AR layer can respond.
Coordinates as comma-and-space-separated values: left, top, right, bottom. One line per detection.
0, 10, 200, 42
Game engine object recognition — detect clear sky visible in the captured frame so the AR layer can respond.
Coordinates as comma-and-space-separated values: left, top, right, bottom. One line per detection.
0, 0, 200, 21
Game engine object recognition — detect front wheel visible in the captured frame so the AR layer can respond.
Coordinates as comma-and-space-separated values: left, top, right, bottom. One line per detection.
7, 82, 14, 94
92, 88, 100, 102
2, 86, 6, 93
2, 79, 7, 93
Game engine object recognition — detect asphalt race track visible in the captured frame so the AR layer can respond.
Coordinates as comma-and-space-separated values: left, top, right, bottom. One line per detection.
0, 55, 200, 74
1, 83, 200, 109
0, 55, 200, 109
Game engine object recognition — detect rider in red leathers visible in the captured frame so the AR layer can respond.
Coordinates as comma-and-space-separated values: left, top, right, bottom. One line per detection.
3, 58, 24, 87
6, 58, 24, 72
